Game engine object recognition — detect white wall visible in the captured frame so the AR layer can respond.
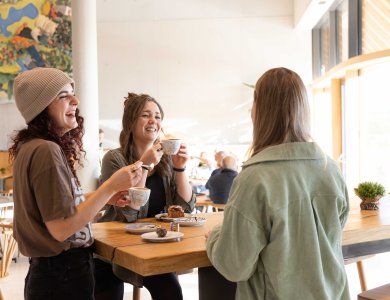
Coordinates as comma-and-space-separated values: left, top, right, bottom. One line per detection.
0, 0, 313, 153
96, 0, 312, 151
294, 0, 337, 29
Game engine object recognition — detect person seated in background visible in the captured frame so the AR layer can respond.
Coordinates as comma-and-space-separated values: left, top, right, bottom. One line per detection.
205, 156, 238, 204
209, 150, 227, 177
99, 128, 104, 150
189, 151, 213, 193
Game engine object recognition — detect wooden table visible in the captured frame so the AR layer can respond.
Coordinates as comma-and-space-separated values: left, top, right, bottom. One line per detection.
93, 213, 222, 276
195, 194, 225, 213
342, 196, 390, 258
92, 198, 390, 298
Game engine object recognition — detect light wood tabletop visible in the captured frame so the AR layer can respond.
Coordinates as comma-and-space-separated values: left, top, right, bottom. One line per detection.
342, 196, 390, 258
92, 212, 223, 275
93, 197, 390, 276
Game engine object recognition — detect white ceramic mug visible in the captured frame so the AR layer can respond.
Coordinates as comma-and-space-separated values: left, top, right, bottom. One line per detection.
161, 139, 181, 155
128, 187, 151, 206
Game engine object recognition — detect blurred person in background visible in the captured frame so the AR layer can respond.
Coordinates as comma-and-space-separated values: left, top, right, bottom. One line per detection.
209, 150, 227, 177
206, 156, 238, 204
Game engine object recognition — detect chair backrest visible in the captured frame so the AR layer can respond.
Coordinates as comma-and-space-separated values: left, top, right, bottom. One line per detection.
0, 224, 17, 278
0, 195, 14, 221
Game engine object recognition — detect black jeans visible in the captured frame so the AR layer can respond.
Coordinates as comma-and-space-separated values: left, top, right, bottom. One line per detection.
25, 247, 94, 300
94, 258, 183, 300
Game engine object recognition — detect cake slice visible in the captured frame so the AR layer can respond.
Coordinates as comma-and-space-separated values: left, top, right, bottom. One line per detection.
168, 205, 185, 218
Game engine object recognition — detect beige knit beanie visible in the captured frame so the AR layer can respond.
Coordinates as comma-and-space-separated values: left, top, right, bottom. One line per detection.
14, 67, 75, 124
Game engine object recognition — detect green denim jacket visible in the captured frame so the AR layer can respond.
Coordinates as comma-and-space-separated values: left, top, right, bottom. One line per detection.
207, 142, 350, 300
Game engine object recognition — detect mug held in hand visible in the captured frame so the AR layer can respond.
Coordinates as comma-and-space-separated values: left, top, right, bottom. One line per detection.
161, 139, 181, 155
128, 187, 151, 206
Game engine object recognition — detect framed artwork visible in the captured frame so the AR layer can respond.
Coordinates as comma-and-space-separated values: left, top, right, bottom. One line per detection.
0, 0, 71, 102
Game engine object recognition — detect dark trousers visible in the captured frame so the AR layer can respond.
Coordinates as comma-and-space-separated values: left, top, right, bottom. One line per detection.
25, 247, 94, 300
143, 272, 183, 300
94, 258, 183, 300
198, 266, 236, 300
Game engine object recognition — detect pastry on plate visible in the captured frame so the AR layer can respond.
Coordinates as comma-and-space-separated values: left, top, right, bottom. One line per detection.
167, 205, 185, 218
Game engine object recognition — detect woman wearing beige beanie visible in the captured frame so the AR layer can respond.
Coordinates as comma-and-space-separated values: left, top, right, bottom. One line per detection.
9, 67, 144, 300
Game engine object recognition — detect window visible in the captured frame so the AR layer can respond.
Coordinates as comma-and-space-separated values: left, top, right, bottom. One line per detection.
357, 62, 390, 190
336, 0, 349, 63
311, 88, 333, 156
320, 17, 331, 75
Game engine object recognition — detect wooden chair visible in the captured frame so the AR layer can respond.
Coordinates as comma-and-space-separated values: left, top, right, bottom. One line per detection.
344, 255, 374, 292
0, 288, 5, 300
132, 286, 141, 300
0, 223, 17, 278
357, 283, 390, 300
131, 269, 194, 300
210, 203, 225, 212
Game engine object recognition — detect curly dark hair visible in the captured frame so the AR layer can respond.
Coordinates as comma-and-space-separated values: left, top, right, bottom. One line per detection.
120, 92, 172, 177
9, 108, 85, 183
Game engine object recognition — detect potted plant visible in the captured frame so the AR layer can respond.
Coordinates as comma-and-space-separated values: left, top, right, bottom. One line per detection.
354, 181, 386, 210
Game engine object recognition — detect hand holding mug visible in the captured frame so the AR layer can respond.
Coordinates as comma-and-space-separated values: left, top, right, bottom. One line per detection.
106, 161, 143, 192
171, 143, 189, 169
161, 139, 181, 155
107, 191, 131, 207
128, 187, 151, 207
140, 143, 164, 166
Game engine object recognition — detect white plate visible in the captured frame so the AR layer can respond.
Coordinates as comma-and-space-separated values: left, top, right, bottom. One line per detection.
155, 213, 193, 222
177, 217, 206, 227
141, 231, 184, 243
125, 223, 159, 234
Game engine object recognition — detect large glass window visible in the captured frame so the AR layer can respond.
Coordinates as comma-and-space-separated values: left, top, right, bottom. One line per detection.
358, 61, 390, 190
336, 0, 349, 63
311, 89, 333, 156
320, 18, 331, 75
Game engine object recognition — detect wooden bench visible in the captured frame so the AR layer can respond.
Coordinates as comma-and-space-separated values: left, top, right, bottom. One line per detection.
358, 283, 390, 300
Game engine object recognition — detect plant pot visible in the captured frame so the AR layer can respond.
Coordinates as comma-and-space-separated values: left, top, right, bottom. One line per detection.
359, 195, 382, 210
360, 201, 380, 210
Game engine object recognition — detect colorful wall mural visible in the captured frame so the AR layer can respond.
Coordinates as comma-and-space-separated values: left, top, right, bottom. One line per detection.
0, 0, 71, 101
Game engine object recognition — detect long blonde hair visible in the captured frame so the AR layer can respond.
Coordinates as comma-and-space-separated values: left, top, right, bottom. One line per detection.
249, 67, 311, 157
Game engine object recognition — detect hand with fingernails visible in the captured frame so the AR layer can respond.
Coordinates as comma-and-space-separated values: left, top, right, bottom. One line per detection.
107, 190, 131, 207
104, 161, 143, 193
172, 143, 189, 170
139, 142, 164, 168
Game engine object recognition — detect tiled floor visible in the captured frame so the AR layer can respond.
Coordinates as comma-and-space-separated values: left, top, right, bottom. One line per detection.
1, 252, 390, 299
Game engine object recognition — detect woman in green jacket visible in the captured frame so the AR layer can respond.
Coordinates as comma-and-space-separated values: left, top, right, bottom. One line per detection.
206, 67, 350, 300
95, 93, 196, 300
